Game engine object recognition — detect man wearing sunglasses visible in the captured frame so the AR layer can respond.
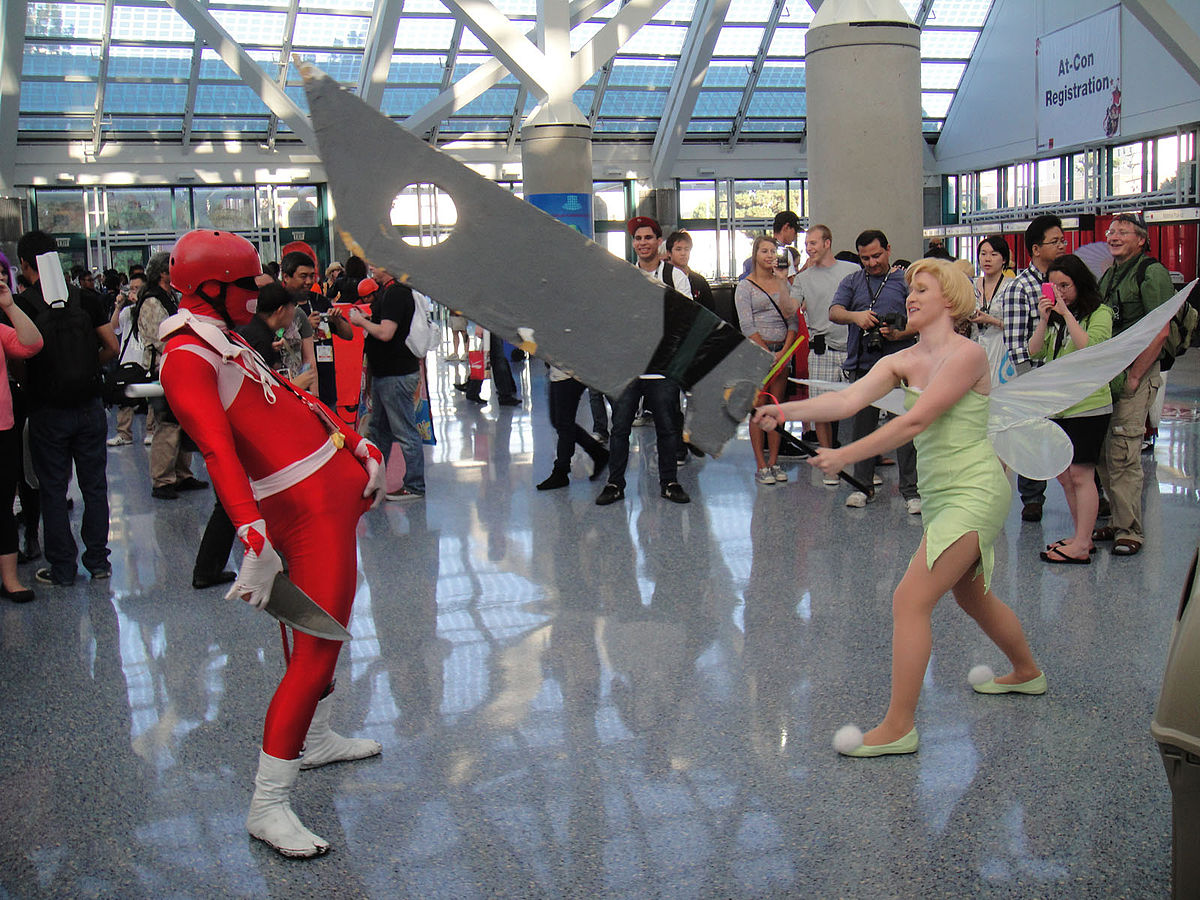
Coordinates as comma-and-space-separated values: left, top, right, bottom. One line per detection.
1000, 213, 1065, 522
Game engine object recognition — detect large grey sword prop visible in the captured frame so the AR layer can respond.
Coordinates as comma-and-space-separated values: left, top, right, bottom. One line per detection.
299, 63, 771, 455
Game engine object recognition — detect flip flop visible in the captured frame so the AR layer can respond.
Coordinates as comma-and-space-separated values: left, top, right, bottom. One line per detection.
1046, 540, 1097, 554
1040, 547, 1091, 565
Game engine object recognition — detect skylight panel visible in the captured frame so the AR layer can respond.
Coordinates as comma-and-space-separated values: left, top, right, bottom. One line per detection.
713, 27, 765, 57
112, 4, 195, 43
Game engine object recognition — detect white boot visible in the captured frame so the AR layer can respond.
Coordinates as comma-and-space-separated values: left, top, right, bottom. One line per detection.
299, 694, 382, 770
246, 750, 330, 858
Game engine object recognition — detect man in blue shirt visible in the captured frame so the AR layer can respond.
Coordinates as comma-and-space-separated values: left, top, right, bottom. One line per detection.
829, 229, 920, 512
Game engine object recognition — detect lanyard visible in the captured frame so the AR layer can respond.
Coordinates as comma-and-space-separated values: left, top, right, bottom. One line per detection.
865, 272, 889, 310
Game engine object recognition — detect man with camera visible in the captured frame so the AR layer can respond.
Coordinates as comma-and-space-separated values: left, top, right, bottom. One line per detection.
280, 250, 351, 409
828, 229, 921, 512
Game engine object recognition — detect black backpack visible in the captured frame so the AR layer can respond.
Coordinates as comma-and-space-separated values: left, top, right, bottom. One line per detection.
35, 295, 100, 405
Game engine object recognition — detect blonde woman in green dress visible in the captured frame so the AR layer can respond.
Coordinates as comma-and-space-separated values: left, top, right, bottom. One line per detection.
754, 258, 1044, 757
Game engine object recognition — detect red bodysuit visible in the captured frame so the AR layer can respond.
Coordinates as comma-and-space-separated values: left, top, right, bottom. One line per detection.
161, 307, 376, 759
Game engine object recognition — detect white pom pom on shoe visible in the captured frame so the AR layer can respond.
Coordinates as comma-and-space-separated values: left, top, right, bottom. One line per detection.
832, 724, 864, 754
968, 665, 995, 686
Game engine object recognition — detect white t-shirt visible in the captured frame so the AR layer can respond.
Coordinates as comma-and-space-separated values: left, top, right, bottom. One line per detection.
794, 260, 860, 352
115, 306, 145, 368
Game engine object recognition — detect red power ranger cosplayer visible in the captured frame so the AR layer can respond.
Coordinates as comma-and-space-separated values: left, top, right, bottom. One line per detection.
159, 230, 386, 858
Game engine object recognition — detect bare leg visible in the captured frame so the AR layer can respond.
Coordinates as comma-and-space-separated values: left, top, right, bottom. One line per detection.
864, 533, 986, 745
1056, 469, 1078, 545
749, 419, 769, 470
816, 421, 833, 449
1064, 463, 1098, 557
0, 551, 30, 593
952, 566, 1041, 687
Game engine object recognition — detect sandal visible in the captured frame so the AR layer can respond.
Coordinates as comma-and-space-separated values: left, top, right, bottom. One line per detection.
1091, 526, 1116, 542
1112, 538, 1142, 556
1046, 540, 1097, 555
1040, 547, 1091, 565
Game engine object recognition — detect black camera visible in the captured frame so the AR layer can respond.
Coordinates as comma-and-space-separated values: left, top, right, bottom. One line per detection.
863, 311, 907, 353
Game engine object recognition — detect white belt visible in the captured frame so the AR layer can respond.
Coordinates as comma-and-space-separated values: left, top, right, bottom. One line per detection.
249, 437, 340, 501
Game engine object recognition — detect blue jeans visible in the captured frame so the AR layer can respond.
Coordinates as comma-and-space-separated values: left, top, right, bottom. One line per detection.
606, 378, 681, 489
30, 398, 111, 582
370, 371, 425, 493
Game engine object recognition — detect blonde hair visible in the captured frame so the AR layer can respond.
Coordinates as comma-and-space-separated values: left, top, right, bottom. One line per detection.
952, 258, 976, 281
906, 258, 976, 319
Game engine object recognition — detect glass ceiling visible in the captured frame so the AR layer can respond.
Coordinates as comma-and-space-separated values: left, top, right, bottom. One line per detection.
19, 0, 994, 146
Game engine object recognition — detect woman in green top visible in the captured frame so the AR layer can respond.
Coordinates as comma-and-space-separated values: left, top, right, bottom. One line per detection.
754, 259, 1043, 758
1029, 255, 1113, 564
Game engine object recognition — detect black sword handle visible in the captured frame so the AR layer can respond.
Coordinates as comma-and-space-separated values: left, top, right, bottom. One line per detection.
774, 426, 875, 495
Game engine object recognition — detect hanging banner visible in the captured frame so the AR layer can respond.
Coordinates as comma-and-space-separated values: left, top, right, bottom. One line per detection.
1035, 5, 1121, 153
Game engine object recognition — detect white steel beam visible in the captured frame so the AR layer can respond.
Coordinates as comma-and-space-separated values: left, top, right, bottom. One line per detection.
357, 0, 405, 110
180, 34, 204, 147
1125, 0, 1200, 87
727, 0, 786, 149
265, 0, 301, 147
439, 0, 552, 93
92, 0, 117, 155
163, 0, 317, 145
403, 0, 609, 134
430, 18, 464, 144
565, 0, 672, 91
1, 0, 28, 192
650, 0, 730, 183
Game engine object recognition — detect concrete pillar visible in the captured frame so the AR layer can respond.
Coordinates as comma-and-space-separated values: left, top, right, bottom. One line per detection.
804, 1, 923, 261
521, 114, 594, 238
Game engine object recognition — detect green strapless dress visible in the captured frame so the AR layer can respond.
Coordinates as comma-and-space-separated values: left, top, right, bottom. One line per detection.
905, 385, 1010, 590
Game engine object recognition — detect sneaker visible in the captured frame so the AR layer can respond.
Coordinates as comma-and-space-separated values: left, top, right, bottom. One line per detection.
386, 488, 425, 502
536, 469, 570, 491
905, 497, 922, 515
35, 567, 74, 586
823, 473, 840, 486
660, 482, 690, 504
497, 396, 521, 407
143, 434, 154, 445
151, 485, 180, 500
107, 435, 132, 447
88, 565, 113, 580
756, 467, 776, 485
872, 473, 883, 486
845, 491, 872, 508
595, 483, 624, 506
770, 465, 788, 483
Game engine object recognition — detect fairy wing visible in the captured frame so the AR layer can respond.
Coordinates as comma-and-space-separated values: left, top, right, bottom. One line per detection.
795, 378, 908, 417
986, 282, 1194, 478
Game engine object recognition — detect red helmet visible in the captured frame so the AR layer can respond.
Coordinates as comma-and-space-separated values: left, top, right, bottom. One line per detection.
171, 230, 264, 326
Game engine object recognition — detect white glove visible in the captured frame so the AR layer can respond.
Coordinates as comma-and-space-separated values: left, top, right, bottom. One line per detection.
226, 519, 283, 610
354, 439, 386, 508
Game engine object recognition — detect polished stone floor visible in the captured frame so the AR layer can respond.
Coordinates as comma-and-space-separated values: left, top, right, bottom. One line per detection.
2, 350, 1197, 899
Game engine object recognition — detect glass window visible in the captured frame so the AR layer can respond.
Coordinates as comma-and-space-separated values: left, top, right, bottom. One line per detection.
1156, 134, 1180, 191
210, 10, 286, 46
1036, 158, 1061, 204
943, 175, 958, 219
27, 2, 105, 40
679, 180, 716, 219
732, 180, 786, 230
977, 169, 998, 211
681, 228, 720, 280
293, 14, 370, 49
35, 190, 86, 234
1111, 142, 1144, 196
919, 30, 979, 59
766, 25, 806, 56
277, 186, 321, 228
712, 27, 765, 57
1002, 164, 1017, 208
921, 92, 953, 119
1070, 151, 1093, 201
106, 189, 173, 232
194, 187, 257, 231
619, 24, 688, 55
174, 188, 193, 229
921, 62, 967, 90
789, 181, 806, 217
593, 182, 628, 223
111, 5, 195, 42
22, 44, 100, 79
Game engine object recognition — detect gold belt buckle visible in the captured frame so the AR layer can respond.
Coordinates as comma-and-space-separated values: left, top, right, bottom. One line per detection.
330, 432, 345, 449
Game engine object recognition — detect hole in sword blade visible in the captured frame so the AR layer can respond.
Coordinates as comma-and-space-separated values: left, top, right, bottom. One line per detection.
389, 183, 457, 247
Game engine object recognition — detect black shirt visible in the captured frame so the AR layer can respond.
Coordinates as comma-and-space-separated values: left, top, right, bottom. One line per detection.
363, 281, 419, 377
16, 280, 107, 408
237, 317, 284, 371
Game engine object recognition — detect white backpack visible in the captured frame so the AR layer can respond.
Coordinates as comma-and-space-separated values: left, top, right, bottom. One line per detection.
405, 290, 440, 357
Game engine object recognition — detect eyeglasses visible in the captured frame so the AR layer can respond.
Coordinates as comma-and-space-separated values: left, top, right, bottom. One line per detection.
1037, 238, 1067, 247
1105, 227, 1138, 237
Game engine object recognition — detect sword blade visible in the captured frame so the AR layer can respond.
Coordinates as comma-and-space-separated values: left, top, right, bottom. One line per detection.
263, 573, 352, 642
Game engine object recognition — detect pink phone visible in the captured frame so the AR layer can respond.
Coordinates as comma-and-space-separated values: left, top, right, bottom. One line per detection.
1041, 283, 1056, 301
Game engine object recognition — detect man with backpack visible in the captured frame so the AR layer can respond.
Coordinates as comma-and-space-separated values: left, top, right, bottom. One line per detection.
1093, 212, 1176, 557
138, 252, 207, 500
14, 230, 119, 585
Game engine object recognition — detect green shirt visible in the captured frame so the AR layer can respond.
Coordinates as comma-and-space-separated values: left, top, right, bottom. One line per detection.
1031, 304, 1114, 417
1098, 252, 1174, 335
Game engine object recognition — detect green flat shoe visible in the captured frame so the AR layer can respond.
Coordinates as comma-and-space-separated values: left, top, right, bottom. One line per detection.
839, 727, 919, 758
972, 672, 1047, 695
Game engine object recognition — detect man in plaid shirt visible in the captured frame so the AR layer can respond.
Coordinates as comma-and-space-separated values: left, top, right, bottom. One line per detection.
1000, 214, 1065, 522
